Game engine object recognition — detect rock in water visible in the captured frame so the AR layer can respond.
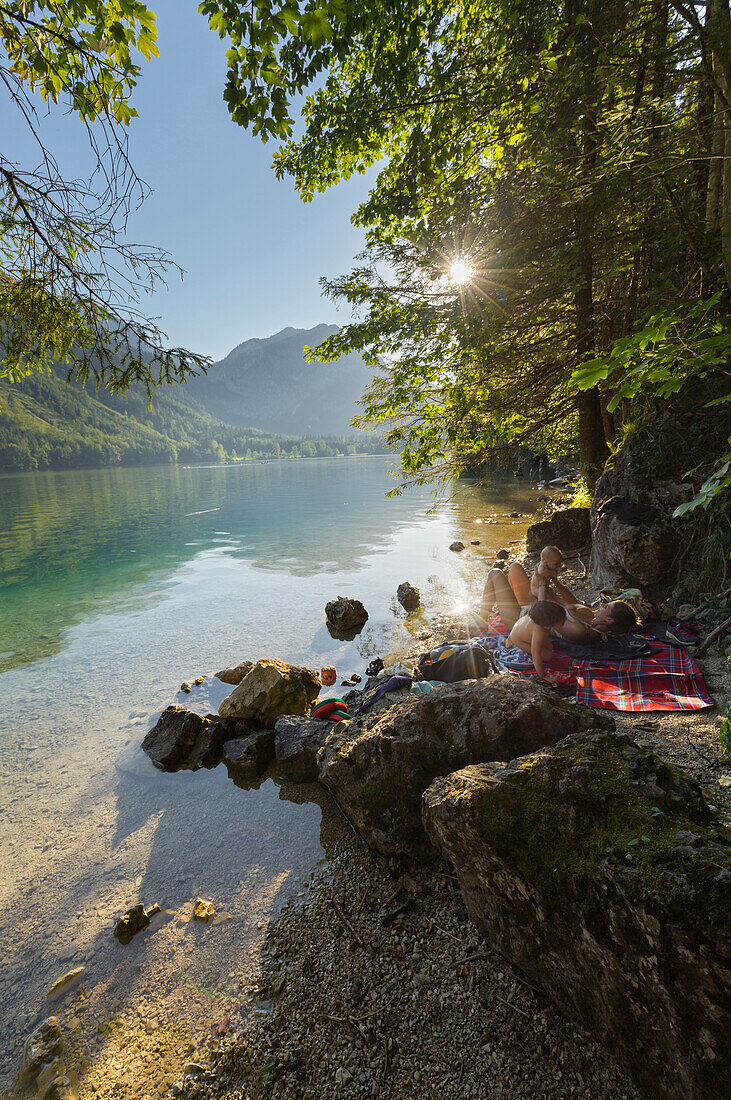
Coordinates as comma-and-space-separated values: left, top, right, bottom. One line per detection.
218, 658, 320, 727
317, 677, 611, 860
449, 541, 465, 552
525, 507, 591, 553
193, 898, 215, 923
142, 706, 248, 771
274, 715, 335, 781
113, 903, 160, 945
396, 582, 420, 611
46, 967, 84, 998
423, 731, 730, 1100
221, 728, 275, 781
22, 1017, 62, 1078
215, 660, 255, 686
325, 597, 368, 635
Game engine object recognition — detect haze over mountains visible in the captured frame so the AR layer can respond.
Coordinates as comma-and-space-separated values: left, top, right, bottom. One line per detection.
188, 324, 372, 436
0, 324, 381, 471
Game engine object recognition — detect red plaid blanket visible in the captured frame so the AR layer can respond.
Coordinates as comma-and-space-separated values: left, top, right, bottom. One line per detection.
484, 619, 713, 712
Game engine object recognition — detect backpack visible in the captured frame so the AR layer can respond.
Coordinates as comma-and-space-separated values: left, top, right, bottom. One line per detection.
418, 639, 498, 684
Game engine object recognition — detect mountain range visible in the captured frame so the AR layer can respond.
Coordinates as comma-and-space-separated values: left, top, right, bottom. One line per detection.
188, 324, 372, 436
0, 325, 381, 471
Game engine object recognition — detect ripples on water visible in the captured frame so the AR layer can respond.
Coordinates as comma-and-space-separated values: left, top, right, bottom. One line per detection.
0, 457, 539, 1090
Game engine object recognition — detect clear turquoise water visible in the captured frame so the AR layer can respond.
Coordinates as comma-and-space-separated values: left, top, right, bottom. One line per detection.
0, 457, 538, 1086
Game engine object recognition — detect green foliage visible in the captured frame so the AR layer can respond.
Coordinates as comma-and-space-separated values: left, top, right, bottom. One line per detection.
1, 1, 210, 391
719, 706, 731, 756
258, 1059, 277, 1087
206, 0, 731, 489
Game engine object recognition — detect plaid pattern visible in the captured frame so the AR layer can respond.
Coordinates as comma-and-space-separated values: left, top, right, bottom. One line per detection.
482, 618, 713, 712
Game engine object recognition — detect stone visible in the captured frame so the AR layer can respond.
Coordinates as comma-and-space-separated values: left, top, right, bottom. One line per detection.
218, 659, 320, 727
396, 582, 420, 611
221, 728, 275, 781
449, 541, 465, 552
22, 1017, 61, 1078
274, 715, 335, 781
423, 731, 730, 1100
142, 706, 244, 771
589, 432, 691, 588
46, 967, 84, 999
38, 1070, 75, 1100
193, 898, 215, 923
215, 660, 255, 686
525, 507, 591, 554
325, 597, 369, 635
317, 676, 611, 860
495, 548, 509, 559
113, 904, 160, 945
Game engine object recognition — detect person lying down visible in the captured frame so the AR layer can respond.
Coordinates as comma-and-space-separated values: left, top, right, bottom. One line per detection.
480, 565, 640, 681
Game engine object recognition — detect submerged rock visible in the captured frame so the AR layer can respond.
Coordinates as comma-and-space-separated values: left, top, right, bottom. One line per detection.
325, 597, 368, 636
113, 903, 160, 946
46, 967, 84, 999
274, 715, 335, 781
526, 507, 591, 554
22, 1017, 62, 1078
215, 660, 255, 686
317, 677, 611, 860
218, 658, 320, 727
193, 898, 215, 923
449, 541, 465, 552
221, 728, 275, 781
423, 731, 730, 1100
396, 582, 420, 611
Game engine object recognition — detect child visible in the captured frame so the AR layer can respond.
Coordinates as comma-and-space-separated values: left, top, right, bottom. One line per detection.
507, 600, 567, 682
531, 545, 569, 602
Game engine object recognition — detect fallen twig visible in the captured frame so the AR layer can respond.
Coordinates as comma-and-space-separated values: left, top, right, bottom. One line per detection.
330, 896, 368, 949
698, 615, 731, 656
495, 994, 531, 1018
683, 724, 716, 765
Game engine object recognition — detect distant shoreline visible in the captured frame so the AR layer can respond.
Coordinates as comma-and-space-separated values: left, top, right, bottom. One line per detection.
0, 451, 390, 477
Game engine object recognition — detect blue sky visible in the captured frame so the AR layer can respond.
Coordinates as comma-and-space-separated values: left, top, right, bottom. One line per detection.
7, 1, 375, 361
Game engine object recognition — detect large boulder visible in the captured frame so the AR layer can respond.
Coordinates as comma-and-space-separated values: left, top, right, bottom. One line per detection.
221, 728, 275, 781
526, 507, 591, 554
423, 732, 730, 1100
218, 658, 320, 727
274, 715, 335, 781
589, 428, 692, 588
325, 597, 368, 636
317, 677, 612, 860
142, 706, 248, 771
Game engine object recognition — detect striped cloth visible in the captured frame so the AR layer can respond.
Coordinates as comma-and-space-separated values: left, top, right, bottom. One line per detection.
480, 618, 713, 712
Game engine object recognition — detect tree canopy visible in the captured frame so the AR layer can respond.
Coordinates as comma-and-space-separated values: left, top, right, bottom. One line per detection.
1, 1, 209, 395
202, 0, 730, 494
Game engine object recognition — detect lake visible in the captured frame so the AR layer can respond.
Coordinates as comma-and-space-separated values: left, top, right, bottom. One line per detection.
0, 456, 538, 1090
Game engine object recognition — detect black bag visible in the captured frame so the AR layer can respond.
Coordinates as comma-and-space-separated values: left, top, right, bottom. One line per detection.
418, 639, 498, 684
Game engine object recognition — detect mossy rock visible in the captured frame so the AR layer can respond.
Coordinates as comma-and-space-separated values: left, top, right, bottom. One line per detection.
423, 731, 730, 1100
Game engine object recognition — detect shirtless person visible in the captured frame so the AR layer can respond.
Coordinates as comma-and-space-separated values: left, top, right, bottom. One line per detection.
480, 567, 566, 682
485, 559, 639, 646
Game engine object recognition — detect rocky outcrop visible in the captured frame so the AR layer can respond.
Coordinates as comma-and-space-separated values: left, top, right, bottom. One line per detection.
274, 715, 334, 781
142, 706, 240, 771
526, 507, 591, 554
325, 597, 368, 636
317, 677, 612, 860
423, 731, 730, 1100
215, 660, 254, 686
590, 434, 691, 588
221, 728, 275, 781
396, 582, 420, 611
142, 706, 268, 774
218, 658, 320, 727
